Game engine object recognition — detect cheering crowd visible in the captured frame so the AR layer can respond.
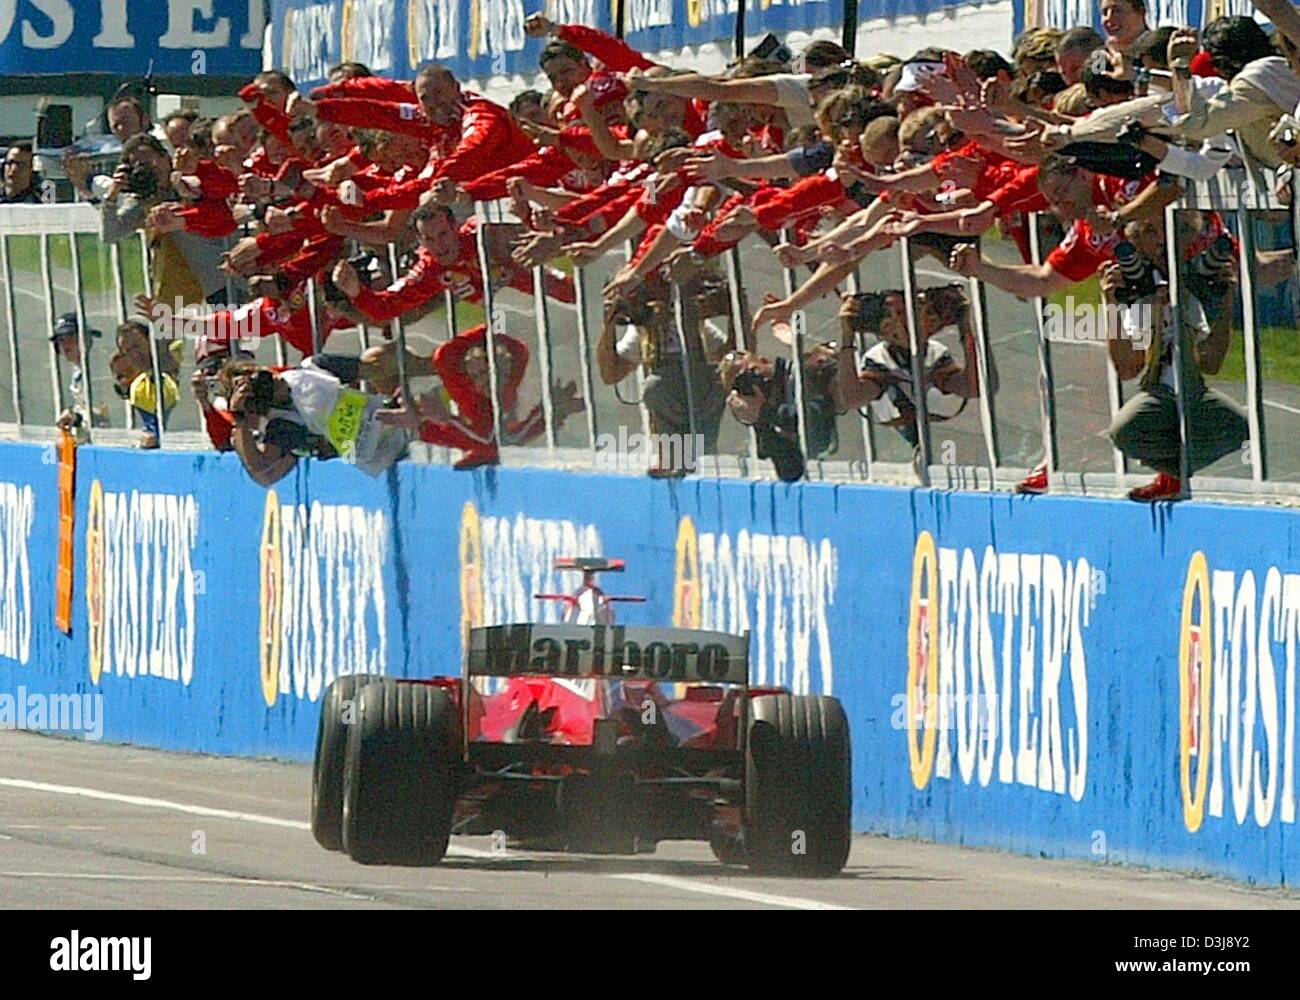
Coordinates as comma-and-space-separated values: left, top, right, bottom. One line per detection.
55, 0, 1300, 496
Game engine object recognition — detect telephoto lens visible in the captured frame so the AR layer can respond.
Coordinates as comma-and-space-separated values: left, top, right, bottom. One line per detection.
1114, 241, 1157, 304
1193, 233, 1235, 281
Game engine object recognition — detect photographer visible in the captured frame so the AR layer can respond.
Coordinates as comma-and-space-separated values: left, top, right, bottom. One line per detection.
1101, 216, 1247, 501
219, 354, 413, 486
597, 272, 730, 476
100, 134, 227, 310
830, 286, 987, 461
718, 347, 840, 482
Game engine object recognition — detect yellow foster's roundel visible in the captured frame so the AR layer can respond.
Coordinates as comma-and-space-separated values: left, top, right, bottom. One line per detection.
908, 531, 940, 789
259, 491, 283, 708
1179, 551, 1212, 833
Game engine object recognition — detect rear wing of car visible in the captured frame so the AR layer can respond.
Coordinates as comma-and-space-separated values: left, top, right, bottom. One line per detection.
467, 624, 750, 686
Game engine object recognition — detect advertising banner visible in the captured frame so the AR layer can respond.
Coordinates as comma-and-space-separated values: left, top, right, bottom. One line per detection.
0, 0, 264, 77
3, 440, 1299, 885
271, 0, 996, 90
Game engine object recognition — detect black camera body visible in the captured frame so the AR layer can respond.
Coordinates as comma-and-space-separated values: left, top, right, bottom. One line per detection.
1114, 240, 1158, 304
732, 366, 773, 398
845, 291, 889, 335
125, 162, 159, 199
246, 370, 277, 415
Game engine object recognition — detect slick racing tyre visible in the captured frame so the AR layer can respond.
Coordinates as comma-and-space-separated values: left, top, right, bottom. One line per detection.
311, 673, 378, 851
743, 694, 851, 876
342, 680, 461, 865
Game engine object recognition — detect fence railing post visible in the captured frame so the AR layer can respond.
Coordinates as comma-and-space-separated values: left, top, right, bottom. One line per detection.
899, 236, 931, 485
845, 265, 875, 477
1234, 201, 1268, 483
670, 283, 702, 472
68, 233, 96, 442
724, 244, 760, 465
779, 228, 812, 479
474, 201, 506, 452
1026, 213, 1060, 479
1, 235, 23, 425
384, 242, 412, 408
305, 276, 323, 357
39, 233, 65, 421
572, 264, 600, 452
1163, 202, 1193, 493
108, 240, 133, 428
532, 264, 558, 451
966, 273, 1000, 481
137, 230, 167, 449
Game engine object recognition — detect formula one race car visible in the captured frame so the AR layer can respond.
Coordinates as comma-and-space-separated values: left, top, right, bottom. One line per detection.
310, 558, 851, 875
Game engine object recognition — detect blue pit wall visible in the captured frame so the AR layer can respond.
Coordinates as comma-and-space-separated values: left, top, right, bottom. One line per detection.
1, 439, 1296, 886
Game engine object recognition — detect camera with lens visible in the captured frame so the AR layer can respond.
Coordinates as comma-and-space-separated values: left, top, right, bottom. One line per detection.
1113, 240, 1158, 304
1192, 233, 1234, 285
124, 162, 160, 199
843, 291, 889, 336
1185, 232, 1236, 319
234, 369, 277, 417
607, 277, 670, 327
732, 366, 773, 398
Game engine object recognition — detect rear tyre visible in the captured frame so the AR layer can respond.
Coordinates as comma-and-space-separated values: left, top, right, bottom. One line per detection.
743, 694, 851, 877
311, 674, 377, 851
342, 681, 461, 865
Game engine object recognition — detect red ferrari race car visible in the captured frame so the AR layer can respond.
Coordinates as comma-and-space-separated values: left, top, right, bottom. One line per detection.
310, 558, 851, 875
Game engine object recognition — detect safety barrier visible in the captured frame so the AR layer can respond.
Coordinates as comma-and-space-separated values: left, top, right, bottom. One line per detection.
6, 150, 1297, 506
2, 438, 1299, 885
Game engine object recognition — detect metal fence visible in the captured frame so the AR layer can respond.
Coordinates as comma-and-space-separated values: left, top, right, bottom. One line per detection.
1, 136, 1297, 505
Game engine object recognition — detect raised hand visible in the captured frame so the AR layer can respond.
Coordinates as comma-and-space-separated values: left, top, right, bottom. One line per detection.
524, 13, 554, 37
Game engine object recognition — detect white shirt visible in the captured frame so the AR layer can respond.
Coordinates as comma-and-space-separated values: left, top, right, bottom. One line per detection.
768, 74, 816, 129
278, 359, 344, 436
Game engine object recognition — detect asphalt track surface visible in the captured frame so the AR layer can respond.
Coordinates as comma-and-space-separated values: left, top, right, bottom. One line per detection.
2, 731, 1298, 910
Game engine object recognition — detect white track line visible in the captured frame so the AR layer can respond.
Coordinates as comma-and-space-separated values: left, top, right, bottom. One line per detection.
0, 871, 384, 900
0, 778, 311, 830
1264, 397, 1300, 417
612, 873, 851, 910
0, 776, 853, 910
